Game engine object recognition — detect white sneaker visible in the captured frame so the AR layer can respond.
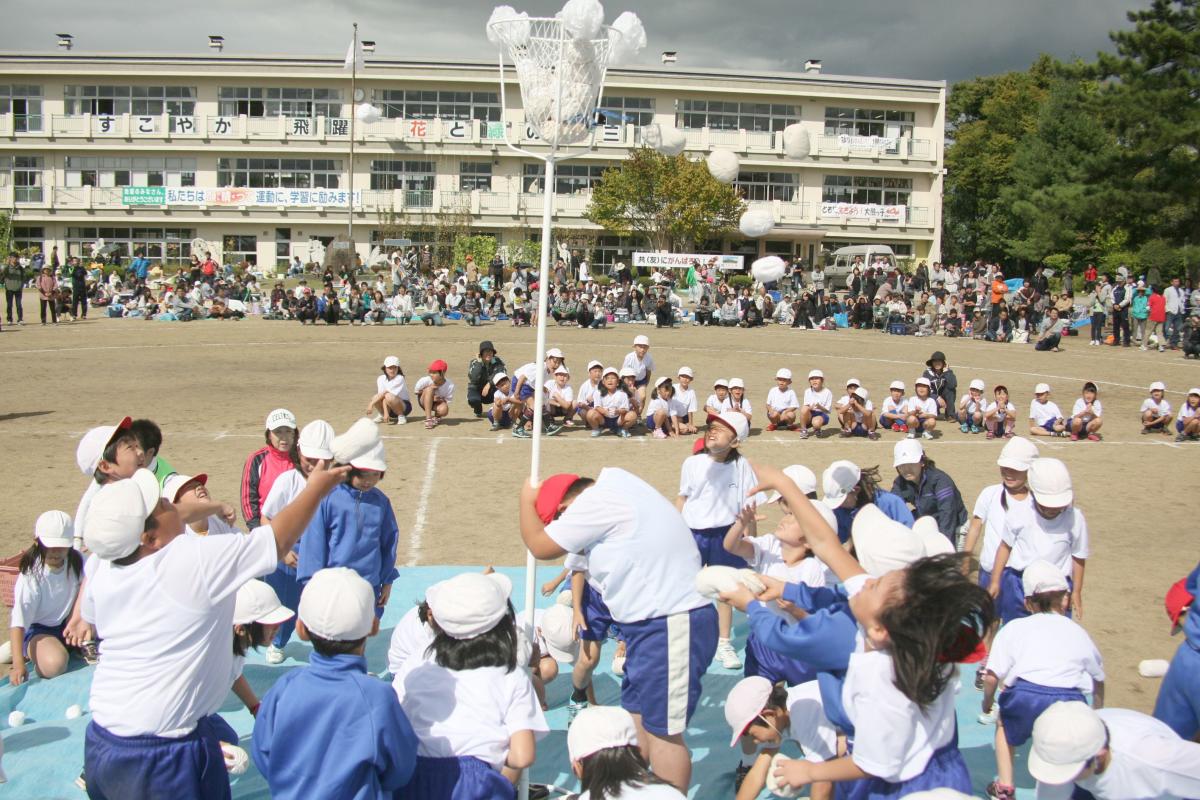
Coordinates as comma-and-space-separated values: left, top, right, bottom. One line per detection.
921, 430, 934, 440
265, 645, 285, 665
395, 416, 407, 425
612, 654, 626, 676
977, 705, 998, 725
371, 413, 384, 423
715, 639, 742, 670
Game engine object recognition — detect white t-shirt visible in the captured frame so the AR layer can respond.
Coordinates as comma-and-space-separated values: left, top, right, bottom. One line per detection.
706, 393, 733, 413
746, 535, 831, 618
1071, 398, 1102, 419
392, 661, 548, 769
972, 484, 1033, 572
514, 362, 541, 390
83, 526, 278, 737
579, 785, 686, 800
783, 680, 838, 763
261, 469, 307, 521
1182, 402, 1200, 421
802, 387, 833, 412
1002, 507, 1090, 574
673, 384, 698, 415
959, 393, 985, 416
621, 351, 655, 381
377, 373, 411, 403
11, 562, 80, 629
387, 605, 435, 675
544, 380, 574, 408
836, 395, 875, 423
881, 395, 907, 417
729, 396, 752, 416
74, 480, 102, 548
184, 515, 240, 537
1034, 709, 1200, 800
1141, 397, 1172, 416
576, 379, 601, 409
646, 396, 687, 420
413, 376, 455, 402
545, 468, 708, 622
678, 454, 767, 530
985, 400, 1016, 420
767, 387, 800, 412
988, 613, 1104, 690
493, 387, 510, 409
908, 395, 938, 416
1029, 399, 1063, 425
595, 391, 630, 416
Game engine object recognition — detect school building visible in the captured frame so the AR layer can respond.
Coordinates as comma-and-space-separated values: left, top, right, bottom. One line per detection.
0, 51, 946, 273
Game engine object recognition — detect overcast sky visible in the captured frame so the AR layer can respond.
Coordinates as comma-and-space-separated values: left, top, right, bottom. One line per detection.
2, 0, 1137, 83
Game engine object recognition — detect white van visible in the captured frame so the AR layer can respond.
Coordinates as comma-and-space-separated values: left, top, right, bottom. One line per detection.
826, 245, 896, 281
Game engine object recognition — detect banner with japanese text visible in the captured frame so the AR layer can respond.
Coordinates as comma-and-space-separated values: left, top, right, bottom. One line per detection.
121, 187, 363, 208
633, 252, 745, 271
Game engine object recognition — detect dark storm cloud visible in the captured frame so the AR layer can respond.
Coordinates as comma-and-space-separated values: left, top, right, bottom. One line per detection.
2, 0, 1135, 82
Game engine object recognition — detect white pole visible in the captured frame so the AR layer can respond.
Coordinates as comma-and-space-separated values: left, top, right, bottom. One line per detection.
348, 23, 357, 241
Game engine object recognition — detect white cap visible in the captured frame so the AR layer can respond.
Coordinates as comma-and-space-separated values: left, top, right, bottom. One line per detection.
331, 418, 382, 465
893, 439, 925, 467
298, 420, 335, 460
76, 417, 132, 476
265, 408, 297, 430
1149, 380, 1166, 392
350, 441, 387, 472
539, 603, 580, 664
602, 366, 619, 378
1034, 383, 1051, 395
822, 460, 862, 507
163, 473, 207, 503
776, 368, 793, 381
1022, 560, 1069, 596
1028, 702, 1107, 785
724, 676, 773, 746
654, 375, 672, 388
234, 579, 295, 626
633, 334, 650, 347
35, 510, 74, 549
298, 567, 376, 641
852, 506, 953, 577
587, 359, 603, 371
708, 410, 750, 443
618, 367, 636, 379
382, 355, 401, 368
729, 378, 745, 389
677, 366, 694, 378
555, 365, 571, 376
426, 572, 509, 640
1029, 457, 1073, 507
713, 377, 729, 388
568, 706, 640, 762
492, 372, 509, 385
915, 377, 932, 388
845, 377, 861, 387
853, 387, 869, 402
768, 464, 817, 503
807, 369, 824, 380
486, 570, 514, 598
84, 469, 160, 561
889, 380, 906, 392
996, 436, 1038, 471
1190, 387, 1200, 397
546, 347, 564, 359
969, 378, 986, 391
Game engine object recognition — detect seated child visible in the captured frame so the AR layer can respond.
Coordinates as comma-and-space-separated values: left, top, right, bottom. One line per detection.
1141, 380, 1174, 435
1068, 381, 1103, 441
958, 378, 986, 434
6, 511, 82, 685
983, 385, 1017, 439
414, 359, 455, 430
369, 356, 412, 425
879, 381, 908, 432
1028, 383, 1067, 437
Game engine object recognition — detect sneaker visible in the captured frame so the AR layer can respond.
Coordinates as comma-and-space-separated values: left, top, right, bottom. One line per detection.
76, 769, 88, 791
567, 698, 589, 727
1003, 431, 1015, 438
395, 415, 406, 425
653, 429, 667, 439
798, 428, 810, 440
1070, 433, 1079, 441
1087, 433, 1101, 442
513, 425, 530, 439
867, 431, 880, 441
891, 422, 903, 432
734, 762, 753, 792
424, 418, 435, 429
921, 430, 933, 440
907, 430, 917, 439
545, 422, 564, 436
590, 428, 603, 438
489, 422, 502, 431
970, 425, 982, 434
265, 645, 285, 665
960, 422, 970, 433
898, 423, 909, 433
618, 429, 632, 439
1177, 433, 1188, 442
371, 413, 384, 423
986, 430, 995, 439
987, 781, 1016, 800
978, 705, 998, 725
82, 640, 100, 666
766, 423, 777, 432
839, 428, 852, 438
715, 640, 742, 670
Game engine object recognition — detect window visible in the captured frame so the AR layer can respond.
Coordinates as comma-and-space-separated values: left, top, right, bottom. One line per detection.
677, 100, 797, 132
822, 175, 912, 206
223, 235, 258, 266
459, 162, 492, 191
0, 85, 43, 132
218, 87, 343, 118
217, 158, 341, 189
592, 234, 642, 268
11, 226, 45, 253
0, 156, 44, 202
373, 90, 501, 121
736, 171, 797, 202
522, 163, 608, 194
370, 160, 435, 206
597, 95, 654, 126
824, 107, 914, 138
64, 85, 196, 117
65, 226, 194, 262
276, 228, 292, 266
64, 157, 196, 188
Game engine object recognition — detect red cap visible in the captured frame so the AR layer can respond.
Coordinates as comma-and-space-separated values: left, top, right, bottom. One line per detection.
1167, 577, 1194, 635
536, 473, 580, 524
429, 359, 448, 372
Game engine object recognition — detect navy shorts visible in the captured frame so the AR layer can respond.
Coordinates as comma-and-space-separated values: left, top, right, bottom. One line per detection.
839, 732, 970, 800
977, 567, 992, 591
1041, 418, 1058, 432
602, 416, 622, 431
263, 561, 300, 648
84, 717, 230, 800
745, 633, 817, 686
486, 409, 511, 426
397, 755, 515, 800
518, 383, 535, 401
387, 397, 413, 416
620, 604, 719, 736
635, 377, 649, 388
1178, 419, 1188, 433
691, 525, 748, 568
999, 679, 1086, 747
23, 620, 66, 659
579, 582, 615, 642
810, 410, 830, 424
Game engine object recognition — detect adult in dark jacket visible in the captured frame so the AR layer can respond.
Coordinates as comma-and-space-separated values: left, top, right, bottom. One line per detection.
466, 339, 507, 417
921, 350, 958, 420
890, 439, 968, 544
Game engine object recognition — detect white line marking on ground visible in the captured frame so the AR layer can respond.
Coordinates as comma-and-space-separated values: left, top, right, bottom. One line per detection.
406, 438, 441, 567
213, 431, 228, 441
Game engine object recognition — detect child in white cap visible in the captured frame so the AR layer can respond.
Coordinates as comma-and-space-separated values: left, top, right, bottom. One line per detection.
241, 407, 299, 529
1141, 380, 1174, 435
574, 360, 604, 423
906, 377, 939, 440
1177, 387, 1200, 442
1066, 381, 1104, 442
822, 460, 914, 544
984, 384, 1018, 439
488, 373, 516, 431
163, 473, 240, 536
72, 416, 143, 551
567, 706, 685, 799
513, 349, 566, 438
879, 380, 909, 433
227, 579, 294, 717
586, 367, 636, 438
673, 367, 699, 434
836, 379, 879, 439
766, 368, 800, 431
705, 377, 733, 416
890, 439, 968, 544
1028, 384, 1067, 437
391, 571, 548, 796
957, 378, 987, 434
253, 568, 417, 800
981, 560, 1106, 800
728, 378, 753, 426
798, 369, 833, 439
622, 334, 655, 407
545, 364, 576, 427
6, 511, 82, 685
645, 376, 686, 439
368, 355, 411, 425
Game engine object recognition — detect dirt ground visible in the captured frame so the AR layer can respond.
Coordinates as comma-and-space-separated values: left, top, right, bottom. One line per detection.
0, 308, 1195, 712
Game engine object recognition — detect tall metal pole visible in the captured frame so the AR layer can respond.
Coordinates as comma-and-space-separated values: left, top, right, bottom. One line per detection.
348, 22, 357, 241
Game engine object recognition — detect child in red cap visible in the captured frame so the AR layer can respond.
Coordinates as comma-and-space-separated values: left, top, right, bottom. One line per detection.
414, 359, 455, 430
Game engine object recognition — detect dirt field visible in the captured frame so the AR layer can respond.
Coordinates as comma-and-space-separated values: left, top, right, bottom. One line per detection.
1, 310, 1195, 711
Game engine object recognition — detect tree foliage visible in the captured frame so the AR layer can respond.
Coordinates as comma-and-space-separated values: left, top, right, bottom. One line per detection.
585, 149, 745, 252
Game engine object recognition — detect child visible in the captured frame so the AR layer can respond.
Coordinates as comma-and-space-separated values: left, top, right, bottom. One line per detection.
1068, 381, 1103, 441
298, 442, 399, 622
879, 380, 908, 432
242, 408, 299, 529
392, 572, 548, 795
574, 360, 604, 423
253, 568, 418, 800
545, 365, 575, 426
798, 369, 833, 439
837, 384, 878, 439
646, 376, 684, 439
922, 350, 957, 419
414, 359, 454, 430
515, 594, 579, 711
678, 410, 767, 670
957, 378, 986, 433
368, 355, 411, 425
565, 553, 622, 722
488, 373, 516, 431
621, 334, 655, 406
766, 368, 800, 431
620, 367, 645, 422
164, 473, 240, 535
586, 367, 635, 438
984, 385, 1017, 439
891, 439, 968, 544
7, 511, 82, 685
981, 560, 1105, 800
674, 366, 698, 434
229, 579, 295, 717
567, 707, 686, 799
728, 378, 753, 426
963, 436, 1039, 594
822, 460, 914, 544
705, 377, 733, 416
906, 377, 939, 439
1141, 380, 1174, 435
129, 417, 175, 486
1028, 382, 1067, 437
73, 417, 143, 550
512, 348, 566, 438
1177, 387, 1200, 442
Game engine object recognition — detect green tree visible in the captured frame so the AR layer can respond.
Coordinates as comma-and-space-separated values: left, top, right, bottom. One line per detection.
0, 211, 9, 253
452, 234, 497, 271
585, 149, 744, 252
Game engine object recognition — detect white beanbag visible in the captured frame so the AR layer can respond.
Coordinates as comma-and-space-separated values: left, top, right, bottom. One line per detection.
1138, 659, 1170, 678
782, 124, 810, 158
739, 207, 775, 238
695, 566, 765, 600
751, 255, 787, 284
766, 752, 800, 798
706, 149, 740, 183
222, 742, 250, 775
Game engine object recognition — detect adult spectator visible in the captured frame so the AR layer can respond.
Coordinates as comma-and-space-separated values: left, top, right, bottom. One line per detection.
990, 270, 1008, 318
36, 264, 58, 325
466, 340, 507, 418
694, 294, 715, 326
987, 308, 1014, 342
1032, 265, 1049, 297
1145, 284, 1167, 352
200, 251, 219, 285
1112, 274, 1134, 346
1131, 283, 1150, 348
129, 249, 151, 288
922, 351, 958, 419
3, 252, 25, 325
1035, 308, 1064, 352
70, 257, 89, 320
1165, 277, 1186, 349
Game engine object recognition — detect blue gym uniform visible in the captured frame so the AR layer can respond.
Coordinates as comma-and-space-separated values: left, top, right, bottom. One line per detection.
1155, 561, 1200, 739
619, 604, 719, 736
85, 715, 231, 800
998, 679, 1085, 746
252, 652, 418, 800
398, 757, 516, 800
833, 490, 914, 544
578, 580, 616, 642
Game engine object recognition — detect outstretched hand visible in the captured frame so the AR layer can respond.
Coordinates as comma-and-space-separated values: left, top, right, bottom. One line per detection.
306, 460, 352, 495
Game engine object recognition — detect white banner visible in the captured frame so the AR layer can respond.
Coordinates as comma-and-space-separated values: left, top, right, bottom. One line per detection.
820, 203, 906, 224
837, 133, 897, 150
633, 252, 745, 271
159, 188, 363, 208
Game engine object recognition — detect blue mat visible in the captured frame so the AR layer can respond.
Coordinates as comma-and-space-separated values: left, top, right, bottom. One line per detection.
1, 566, 1037, 798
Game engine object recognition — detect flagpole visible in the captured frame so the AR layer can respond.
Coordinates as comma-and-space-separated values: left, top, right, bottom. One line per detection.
348, 22, 357, 242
